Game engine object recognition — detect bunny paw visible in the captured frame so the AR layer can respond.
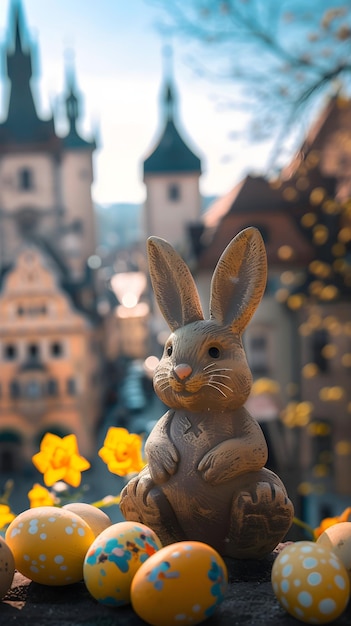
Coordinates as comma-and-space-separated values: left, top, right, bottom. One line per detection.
226, 479, 294, 559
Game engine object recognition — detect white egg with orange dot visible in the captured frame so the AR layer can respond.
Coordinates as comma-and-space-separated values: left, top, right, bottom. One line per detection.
271, 541, 350, 624
317, 521, 351, 582
5, 506, 95, 586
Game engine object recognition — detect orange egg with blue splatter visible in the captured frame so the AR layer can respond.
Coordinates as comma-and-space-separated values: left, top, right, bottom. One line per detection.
130, 541, 228, 626
83, 521, 162, 606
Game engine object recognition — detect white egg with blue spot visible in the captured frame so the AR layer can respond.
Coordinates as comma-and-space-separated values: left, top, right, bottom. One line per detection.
5, 506, 95, 585
272, 541, 350, 624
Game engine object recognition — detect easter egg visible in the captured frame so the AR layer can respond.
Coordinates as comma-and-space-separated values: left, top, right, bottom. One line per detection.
0, 536, 15, 599
271, 541, 350, 624
83, 520, 162, 606
317, 522, 351, 582
5, 506, 95, 586
62, 502, 112, 538
130, 540, 228, 626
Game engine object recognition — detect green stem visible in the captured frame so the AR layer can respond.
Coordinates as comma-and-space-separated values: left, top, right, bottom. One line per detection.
293, 516, 316, 540
90, 495, 121, 509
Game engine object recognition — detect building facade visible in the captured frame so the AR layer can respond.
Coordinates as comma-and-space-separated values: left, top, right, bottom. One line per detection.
0, 2, 104, 468
191, 93, 351, 523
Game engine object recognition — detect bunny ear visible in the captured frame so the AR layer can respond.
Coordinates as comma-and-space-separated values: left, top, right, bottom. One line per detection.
210, 227, 267, 334
147, 236, 204, 331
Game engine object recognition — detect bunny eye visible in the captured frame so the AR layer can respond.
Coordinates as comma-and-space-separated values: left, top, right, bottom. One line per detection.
166, 345, 173, 357
208, 346, 220, 359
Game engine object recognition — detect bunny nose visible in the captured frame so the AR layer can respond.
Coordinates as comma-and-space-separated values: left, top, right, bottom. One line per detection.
174, 363, 192, 381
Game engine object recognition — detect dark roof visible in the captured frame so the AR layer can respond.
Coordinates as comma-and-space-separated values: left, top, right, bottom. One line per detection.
61, 71, 96, 151
144, 119, 202, 175
0, 1, 58, 148
0, 1, 95, 153
62, 128, 96, 150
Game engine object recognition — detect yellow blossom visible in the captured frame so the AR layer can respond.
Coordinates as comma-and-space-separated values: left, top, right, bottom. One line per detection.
98, 427, 145, 477
0, 503, 15, 529
32, 433, 91, 488
28, 483, 56, 508
314, 506, 351, 539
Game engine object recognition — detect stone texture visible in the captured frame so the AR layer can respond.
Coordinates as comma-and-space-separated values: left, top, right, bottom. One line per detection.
1, 552, 351, 625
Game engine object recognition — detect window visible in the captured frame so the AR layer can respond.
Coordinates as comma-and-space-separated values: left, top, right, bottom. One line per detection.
10, 380, 20, 398
51, 342, 63, 358
168, 183, 180, 201
18, 167, 34, 190
67, 378, 76, 395
4, 344, 17, 360
47, 379, 58, 396
26, 380, 41, 399
311, 330, 329, 373
28, 344, 39, 359
248, 335, 269, 376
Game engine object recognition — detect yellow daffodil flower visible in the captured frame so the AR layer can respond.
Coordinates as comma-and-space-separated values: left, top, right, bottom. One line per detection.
28, 483, 56, 508
32, 433, 91, 488
314, 506, 351, 539
98, 427, 145, 477
0, 503, 15, 529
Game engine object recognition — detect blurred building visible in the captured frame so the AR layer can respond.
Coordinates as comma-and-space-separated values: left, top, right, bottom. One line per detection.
190, 93, 351, 523
0, 2, 104, 468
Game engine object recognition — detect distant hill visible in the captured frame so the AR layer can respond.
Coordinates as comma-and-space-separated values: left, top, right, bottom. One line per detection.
94, 195, 217, 251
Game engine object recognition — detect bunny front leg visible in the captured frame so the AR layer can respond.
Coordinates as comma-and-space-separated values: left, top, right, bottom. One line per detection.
198, 414, 268, 484
145, 410, 180, 484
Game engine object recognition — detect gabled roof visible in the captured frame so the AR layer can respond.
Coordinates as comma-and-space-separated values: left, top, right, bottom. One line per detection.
203, 176, 282, 230
282, 93, 351, 179
197, 175, 315, 271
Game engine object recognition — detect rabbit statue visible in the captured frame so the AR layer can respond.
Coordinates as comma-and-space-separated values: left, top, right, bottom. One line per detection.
120, 227, 294, 559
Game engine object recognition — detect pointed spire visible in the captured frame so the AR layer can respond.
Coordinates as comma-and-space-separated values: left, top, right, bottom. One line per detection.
143, 45, 201, 176
0, 0, 57, 144
64, 49, 80, 134
6, 0, 32, 82
162, 45, 176, 122
62, 48, 95, 150
13, 2, 23, 52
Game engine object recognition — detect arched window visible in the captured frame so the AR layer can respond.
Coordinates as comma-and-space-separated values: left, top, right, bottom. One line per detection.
168, 183, 180, 201
18, 167, 34, 190
10, 380, 20, 398
4, 344, 17, 360
47, 379, 59, 396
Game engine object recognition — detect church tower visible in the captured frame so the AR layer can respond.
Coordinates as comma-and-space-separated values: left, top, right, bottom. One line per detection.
142, 50, 202, 251
0, 1, 96, 285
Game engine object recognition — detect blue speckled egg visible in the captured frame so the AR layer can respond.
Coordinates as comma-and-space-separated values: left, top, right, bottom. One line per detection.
83, 520, 162, 606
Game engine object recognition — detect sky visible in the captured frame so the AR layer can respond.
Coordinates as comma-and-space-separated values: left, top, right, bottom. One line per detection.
0, 0, 274, 205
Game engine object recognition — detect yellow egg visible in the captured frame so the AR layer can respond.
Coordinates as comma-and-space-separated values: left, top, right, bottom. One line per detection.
5, 506, 95, 586
62, 502, 112, 538
271, 541, 350, 624
131, 540, 228, 626
317, 522, 351, 582
0, 536, 15, 599
83, 520, 162, 606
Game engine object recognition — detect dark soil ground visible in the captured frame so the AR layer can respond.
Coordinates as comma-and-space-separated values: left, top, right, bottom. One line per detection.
2, 549, 351, 626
